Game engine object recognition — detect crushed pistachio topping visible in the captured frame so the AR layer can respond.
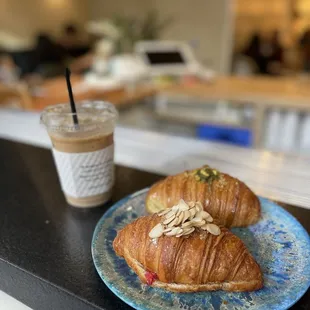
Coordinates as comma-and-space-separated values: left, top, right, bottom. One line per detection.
192, 166, 220, 186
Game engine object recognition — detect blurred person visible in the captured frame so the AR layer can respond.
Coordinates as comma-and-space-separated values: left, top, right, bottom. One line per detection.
244, 32, 261, 62
0, 31, 37, 77
70, 39, 115, 75
265, 30, 284, 75
243, 32, 266, 74
243, 30, 284, 75
70, 20, 120, 74
59, 24, 80, 49
299, 27, 310, 72
58, 23, 90, 58
34, 33, 67, 78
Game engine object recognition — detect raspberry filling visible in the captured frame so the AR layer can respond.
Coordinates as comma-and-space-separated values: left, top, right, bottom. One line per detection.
145, 270, 158, 285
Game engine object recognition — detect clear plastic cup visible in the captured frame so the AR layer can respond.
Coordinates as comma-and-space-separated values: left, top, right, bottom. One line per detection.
41, 101, 118, 208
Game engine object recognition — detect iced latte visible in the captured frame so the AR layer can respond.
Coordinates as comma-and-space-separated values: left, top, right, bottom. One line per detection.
41, 101, 118, 207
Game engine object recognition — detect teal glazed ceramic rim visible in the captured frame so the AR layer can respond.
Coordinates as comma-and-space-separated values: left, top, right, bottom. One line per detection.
92, 188, 310, 310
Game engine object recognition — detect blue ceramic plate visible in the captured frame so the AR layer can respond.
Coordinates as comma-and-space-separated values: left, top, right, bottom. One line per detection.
92, 188, 310, 310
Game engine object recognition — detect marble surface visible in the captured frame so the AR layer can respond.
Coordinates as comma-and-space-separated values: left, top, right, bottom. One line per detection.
0, 291, 31, 310
0, 108, 309, 209
0, 108, 309, 309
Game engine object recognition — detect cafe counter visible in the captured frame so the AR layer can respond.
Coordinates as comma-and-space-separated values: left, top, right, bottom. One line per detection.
0, 108, 309, 309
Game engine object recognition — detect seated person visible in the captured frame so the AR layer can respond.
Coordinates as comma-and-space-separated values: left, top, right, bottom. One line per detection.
69, 20, 120, 74
34, 33, 67, 78
299, 28, 310, 72
58, 23, 90, 58
70, 39, 114, 74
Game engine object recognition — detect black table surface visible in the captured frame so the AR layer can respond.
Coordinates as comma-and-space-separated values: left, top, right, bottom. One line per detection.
0, 139, 308, 310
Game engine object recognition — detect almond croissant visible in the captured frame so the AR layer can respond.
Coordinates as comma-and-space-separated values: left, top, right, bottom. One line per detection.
146, 165, 260, 227
113, 214, 263, 292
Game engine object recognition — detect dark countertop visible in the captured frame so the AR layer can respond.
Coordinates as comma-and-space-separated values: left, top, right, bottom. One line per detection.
0, 139, 308, 310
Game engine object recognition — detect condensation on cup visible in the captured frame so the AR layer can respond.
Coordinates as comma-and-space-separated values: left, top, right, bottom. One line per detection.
41, 101, 118, 208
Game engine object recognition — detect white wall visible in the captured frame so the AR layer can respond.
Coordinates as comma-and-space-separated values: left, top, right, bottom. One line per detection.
0, 0, 89, 39
90, 0, 233, 73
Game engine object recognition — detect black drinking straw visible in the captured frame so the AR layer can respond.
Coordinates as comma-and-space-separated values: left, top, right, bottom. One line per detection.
65, 67, 79, 126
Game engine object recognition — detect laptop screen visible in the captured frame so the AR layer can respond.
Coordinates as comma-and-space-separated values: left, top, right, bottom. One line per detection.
145, 51, 186, 65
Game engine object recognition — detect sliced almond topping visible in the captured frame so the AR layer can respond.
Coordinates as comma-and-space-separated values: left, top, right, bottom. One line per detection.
194, 211, 213, 223
175, 209, 181, 217
165, 227, 182, 236
206, 223, 221, 236
188, 201, 195, 208
195, 201, 203, 212
168, 217, 179, 227
191, 217, 203, 224
182, 210, 191, 223
172, 205, 179, 212
163, 227, 173, 233
149, 223, 164, 239
158, 209, 170, 216
163, 214, 176, 225
200, 223, 209, 230
199, 210, 211, 220
182, 227, 195, 235
197, 201, 203, 207
203, 211, 213, 222
178, 199, 189, 211
194, 211, 203, 221
192, 220, 206, 227
175, 227, 183, 234
189, 208, 196, 218
175, 213, 184, 225
150, 201, 217, 240
205, 215, 213, 223
181, 221, 193, 228
165, 210, 176, 220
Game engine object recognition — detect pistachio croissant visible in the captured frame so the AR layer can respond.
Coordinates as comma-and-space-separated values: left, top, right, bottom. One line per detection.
113, 214, 263, 292
146, 165, 260, 227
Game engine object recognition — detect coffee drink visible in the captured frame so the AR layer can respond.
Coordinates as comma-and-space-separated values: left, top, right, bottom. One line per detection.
41, 101, 118, 208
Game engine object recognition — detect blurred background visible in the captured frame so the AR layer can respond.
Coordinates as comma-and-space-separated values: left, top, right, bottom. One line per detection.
1, 0, 310, 156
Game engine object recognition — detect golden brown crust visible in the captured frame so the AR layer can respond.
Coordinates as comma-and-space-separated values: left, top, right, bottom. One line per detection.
145, 167, 261, 227
113, 215, 263, 292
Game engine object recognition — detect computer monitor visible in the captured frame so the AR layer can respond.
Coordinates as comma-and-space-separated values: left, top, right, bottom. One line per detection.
135, 41, 199, 76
